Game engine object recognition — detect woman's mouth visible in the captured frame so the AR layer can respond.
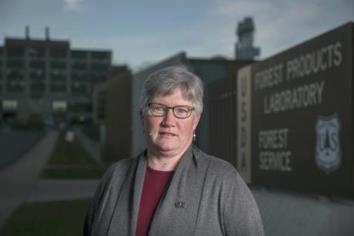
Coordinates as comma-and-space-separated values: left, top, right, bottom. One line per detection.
159, 131, 176, 137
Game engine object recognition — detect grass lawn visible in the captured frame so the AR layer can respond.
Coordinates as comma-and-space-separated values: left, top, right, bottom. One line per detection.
41, 130, 104, 179
0, 199, 90, 236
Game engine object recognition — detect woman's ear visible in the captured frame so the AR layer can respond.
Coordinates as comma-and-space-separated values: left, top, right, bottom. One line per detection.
192, 114, 201, 130
139, 109, 144, 121
140, 110, 146, 132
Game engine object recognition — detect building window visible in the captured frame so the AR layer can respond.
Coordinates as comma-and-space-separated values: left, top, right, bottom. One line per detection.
2, 100, 18, 111
52, 101, 67, 113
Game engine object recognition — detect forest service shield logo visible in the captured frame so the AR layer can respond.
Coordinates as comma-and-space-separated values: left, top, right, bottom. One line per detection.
315, 115, 341, 173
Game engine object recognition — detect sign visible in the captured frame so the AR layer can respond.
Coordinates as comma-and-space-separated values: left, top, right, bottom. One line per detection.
237, 65, 252, 183
315, 114, 341, 173
238, 22, 354, 197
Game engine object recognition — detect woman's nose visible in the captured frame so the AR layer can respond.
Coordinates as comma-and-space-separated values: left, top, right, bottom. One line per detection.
161, 109, 175, 126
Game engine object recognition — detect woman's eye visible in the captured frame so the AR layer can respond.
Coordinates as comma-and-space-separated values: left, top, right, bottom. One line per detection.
155, 107, 164, 112
176, 108, 188, 114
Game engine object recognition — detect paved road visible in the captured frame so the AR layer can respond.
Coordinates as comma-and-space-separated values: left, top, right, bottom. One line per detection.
252, 187, 354, 236
0, 130, 58, 228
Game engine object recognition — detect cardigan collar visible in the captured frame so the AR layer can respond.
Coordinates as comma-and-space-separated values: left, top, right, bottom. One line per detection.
106, 144, 202, 236
139, 144, 200, 171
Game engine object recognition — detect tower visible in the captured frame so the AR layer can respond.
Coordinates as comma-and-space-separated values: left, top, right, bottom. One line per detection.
235, 17, 260, 60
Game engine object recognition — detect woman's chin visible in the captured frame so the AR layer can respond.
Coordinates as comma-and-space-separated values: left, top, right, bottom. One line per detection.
154, 144, 180, 156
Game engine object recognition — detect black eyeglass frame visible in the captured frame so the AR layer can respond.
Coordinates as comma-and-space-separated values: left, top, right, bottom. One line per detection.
147, 103, 195, 119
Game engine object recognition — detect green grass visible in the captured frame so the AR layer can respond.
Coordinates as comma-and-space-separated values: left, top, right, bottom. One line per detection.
81, 123, 100, 142
43, 167, 104, 179
47, 131, 98, 166
0, 199, 90, 236
41, 131, 104, 179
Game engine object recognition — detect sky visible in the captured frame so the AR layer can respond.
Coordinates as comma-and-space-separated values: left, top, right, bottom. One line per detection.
0, 0, 353, 71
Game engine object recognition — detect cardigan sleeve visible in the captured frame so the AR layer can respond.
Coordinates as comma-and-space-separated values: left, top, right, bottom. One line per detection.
221, 165, 264, 236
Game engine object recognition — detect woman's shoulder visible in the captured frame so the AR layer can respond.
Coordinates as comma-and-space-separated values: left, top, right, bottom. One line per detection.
192, 146, 238, 176
193, 147, 254, 195
110, 157, 136, 169
99, 156, 140, 184
107, 157, 139, 175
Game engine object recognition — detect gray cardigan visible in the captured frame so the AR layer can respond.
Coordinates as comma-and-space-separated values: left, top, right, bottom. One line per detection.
84, 145, 264, 236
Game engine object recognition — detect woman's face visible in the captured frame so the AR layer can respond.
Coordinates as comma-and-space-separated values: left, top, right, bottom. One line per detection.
143, 87, 201, 158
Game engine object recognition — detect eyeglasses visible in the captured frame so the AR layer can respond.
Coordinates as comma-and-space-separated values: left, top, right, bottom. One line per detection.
147, 103, 195, 119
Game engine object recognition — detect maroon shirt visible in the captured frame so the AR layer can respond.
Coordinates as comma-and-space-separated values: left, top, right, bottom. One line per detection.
135, 166, 174, 236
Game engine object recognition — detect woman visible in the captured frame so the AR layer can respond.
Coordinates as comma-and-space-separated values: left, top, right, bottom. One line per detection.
84, 66, 264, 236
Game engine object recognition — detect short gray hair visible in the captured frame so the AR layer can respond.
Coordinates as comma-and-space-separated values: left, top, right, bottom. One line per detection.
140, 65, 204, 115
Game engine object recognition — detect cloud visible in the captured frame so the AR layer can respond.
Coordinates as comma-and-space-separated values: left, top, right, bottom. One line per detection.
63, 0, 83, 11
208, 0, 354, 59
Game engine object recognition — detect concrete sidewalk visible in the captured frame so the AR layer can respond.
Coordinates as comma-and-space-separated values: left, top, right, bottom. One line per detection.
74, 127, 103, 166
0, 130, 43, 169
0, 130, 58, 228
